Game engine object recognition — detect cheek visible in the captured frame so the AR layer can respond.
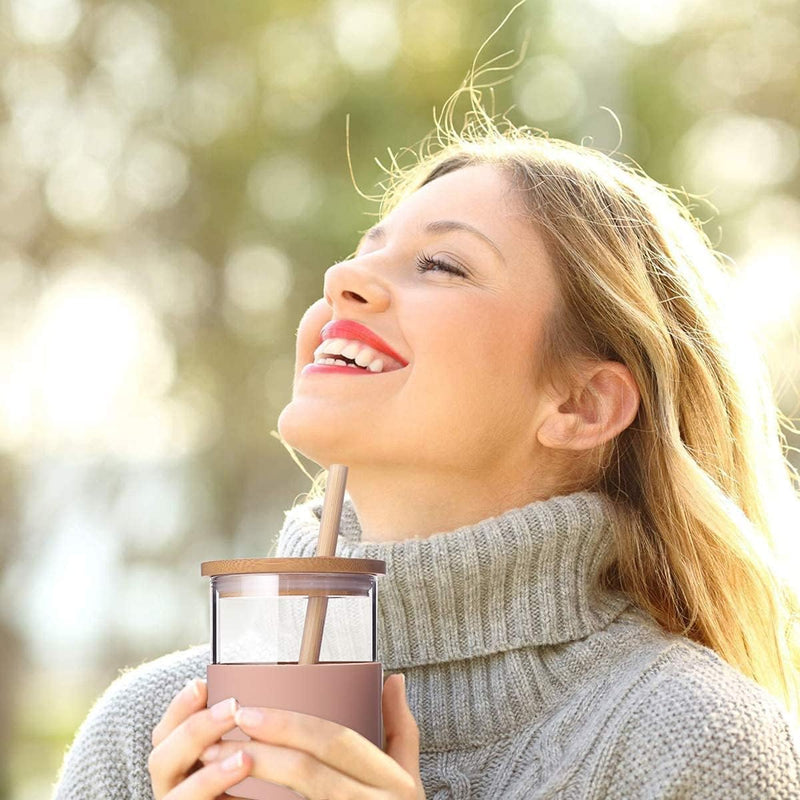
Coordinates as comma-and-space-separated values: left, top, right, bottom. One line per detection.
412, 314, 541, 431
418, 301, 536, 382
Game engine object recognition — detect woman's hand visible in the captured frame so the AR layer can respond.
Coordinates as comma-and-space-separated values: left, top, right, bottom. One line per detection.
148, 678, 252, 799
199, 673, 424, 799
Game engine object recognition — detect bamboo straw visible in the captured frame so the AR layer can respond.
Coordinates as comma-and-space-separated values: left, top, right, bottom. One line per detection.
298, 464, 348, 664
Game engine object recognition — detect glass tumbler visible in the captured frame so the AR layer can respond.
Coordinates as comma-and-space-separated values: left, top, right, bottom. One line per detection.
201, 557, 386, 800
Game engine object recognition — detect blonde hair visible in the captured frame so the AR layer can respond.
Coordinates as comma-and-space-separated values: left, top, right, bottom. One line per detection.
291, 76, 800, 720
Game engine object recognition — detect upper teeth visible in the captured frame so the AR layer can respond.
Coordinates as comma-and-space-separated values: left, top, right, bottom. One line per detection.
313, 338, 385, 373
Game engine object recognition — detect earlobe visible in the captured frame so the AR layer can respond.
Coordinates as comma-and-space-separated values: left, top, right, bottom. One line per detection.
536, 406, 583, 450
536, 362, 640, 451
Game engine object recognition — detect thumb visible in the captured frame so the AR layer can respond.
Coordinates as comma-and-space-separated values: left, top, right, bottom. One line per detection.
382, 673, 421, 780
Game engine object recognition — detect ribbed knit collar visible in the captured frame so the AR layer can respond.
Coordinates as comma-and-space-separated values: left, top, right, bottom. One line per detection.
276, 490, 630, 671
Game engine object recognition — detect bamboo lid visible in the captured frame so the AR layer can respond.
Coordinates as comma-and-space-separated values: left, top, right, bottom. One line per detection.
217, 587, 368, 597
201, 557, 386, 577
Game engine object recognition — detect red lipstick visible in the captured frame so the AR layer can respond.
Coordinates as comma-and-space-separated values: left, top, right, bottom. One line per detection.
320, 320, 408, 366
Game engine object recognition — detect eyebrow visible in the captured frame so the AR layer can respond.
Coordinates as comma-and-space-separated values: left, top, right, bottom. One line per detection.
360, 220, 506, 263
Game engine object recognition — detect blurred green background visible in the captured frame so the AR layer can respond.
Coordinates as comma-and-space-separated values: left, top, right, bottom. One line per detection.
1, 0, 799, 797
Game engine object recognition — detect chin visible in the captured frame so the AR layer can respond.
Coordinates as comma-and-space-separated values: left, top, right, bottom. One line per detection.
277, 401, 354, 469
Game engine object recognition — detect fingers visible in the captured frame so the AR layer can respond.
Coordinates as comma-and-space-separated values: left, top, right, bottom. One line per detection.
152, 679, 208, 747
162, 751, 252, 800
382, 674, 422, 782
149, 678, 422, 800
149, 698, 240, 799
200, 739, 398, 800
231, 706, 411, 789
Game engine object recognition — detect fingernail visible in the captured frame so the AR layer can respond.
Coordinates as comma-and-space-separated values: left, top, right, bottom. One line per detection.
210, 697, 237, 721
200, 744, 220, 761
235, 708, 263, 727
184, 679, 201, 700
221, 751, 244, 771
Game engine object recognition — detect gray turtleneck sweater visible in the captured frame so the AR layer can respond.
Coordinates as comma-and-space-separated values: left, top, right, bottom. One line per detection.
53, 491, 800, 798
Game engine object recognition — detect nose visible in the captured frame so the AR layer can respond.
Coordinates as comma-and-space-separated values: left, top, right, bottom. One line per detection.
323, 258, 391, 313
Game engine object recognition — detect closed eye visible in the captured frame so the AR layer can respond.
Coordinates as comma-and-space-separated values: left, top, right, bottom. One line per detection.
415, 252, 468, 278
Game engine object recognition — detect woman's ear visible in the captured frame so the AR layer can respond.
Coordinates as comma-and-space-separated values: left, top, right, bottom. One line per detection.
537, 361, 640, 451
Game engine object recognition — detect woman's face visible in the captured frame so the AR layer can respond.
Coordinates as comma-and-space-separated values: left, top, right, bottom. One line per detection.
277, 164, 561, 476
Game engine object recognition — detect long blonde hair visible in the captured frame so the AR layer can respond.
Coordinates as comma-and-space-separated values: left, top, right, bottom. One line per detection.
350, 87, 800, 721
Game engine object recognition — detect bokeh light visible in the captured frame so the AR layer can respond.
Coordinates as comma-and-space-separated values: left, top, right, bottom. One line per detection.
401, 0, 462, 71
731, 240, 800, 333
514, 55, 587, 125
589, 0, 690, 44
676, 113, 799, 212
247, 154, 323, 223
170, 48, 256, 145
120, 134, 189, 211
45, 155, 116, 229
9, 0, 82, 45
259, 19, 344, 132
331, 0, 401, 74
24, 259, 175, 447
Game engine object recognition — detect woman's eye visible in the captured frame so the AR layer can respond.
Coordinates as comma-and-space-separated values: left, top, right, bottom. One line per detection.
414, 252, 468, 278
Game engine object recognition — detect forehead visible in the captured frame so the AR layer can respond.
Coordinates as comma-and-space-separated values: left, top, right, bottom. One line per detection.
366, 164, 555, 284
358, 164, 559, 315
382, 163, 520, 230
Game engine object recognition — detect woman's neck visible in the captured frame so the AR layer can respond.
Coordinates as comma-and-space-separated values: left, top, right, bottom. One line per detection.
342, 465, 558, 542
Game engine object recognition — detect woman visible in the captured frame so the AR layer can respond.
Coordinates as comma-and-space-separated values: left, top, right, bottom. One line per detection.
55, 114, 800, 798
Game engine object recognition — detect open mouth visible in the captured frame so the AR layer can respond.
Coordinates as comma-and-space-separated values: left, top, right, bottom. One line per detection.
312, 337, 406, 374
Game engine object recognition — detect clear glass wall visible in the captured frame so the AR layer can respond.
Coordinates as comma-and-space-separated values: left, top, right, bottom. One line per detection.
211, 572, 377, 664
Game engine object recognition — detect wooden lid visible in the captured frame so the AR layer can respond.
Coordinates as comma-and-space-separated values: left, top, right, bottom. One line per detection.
201, 557, 386, 577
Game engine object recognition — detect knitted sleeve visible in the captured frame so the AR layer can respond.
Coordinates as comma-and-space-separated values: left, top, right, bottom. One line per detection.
598, 646, 800, 799
52, 646, 209, 800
